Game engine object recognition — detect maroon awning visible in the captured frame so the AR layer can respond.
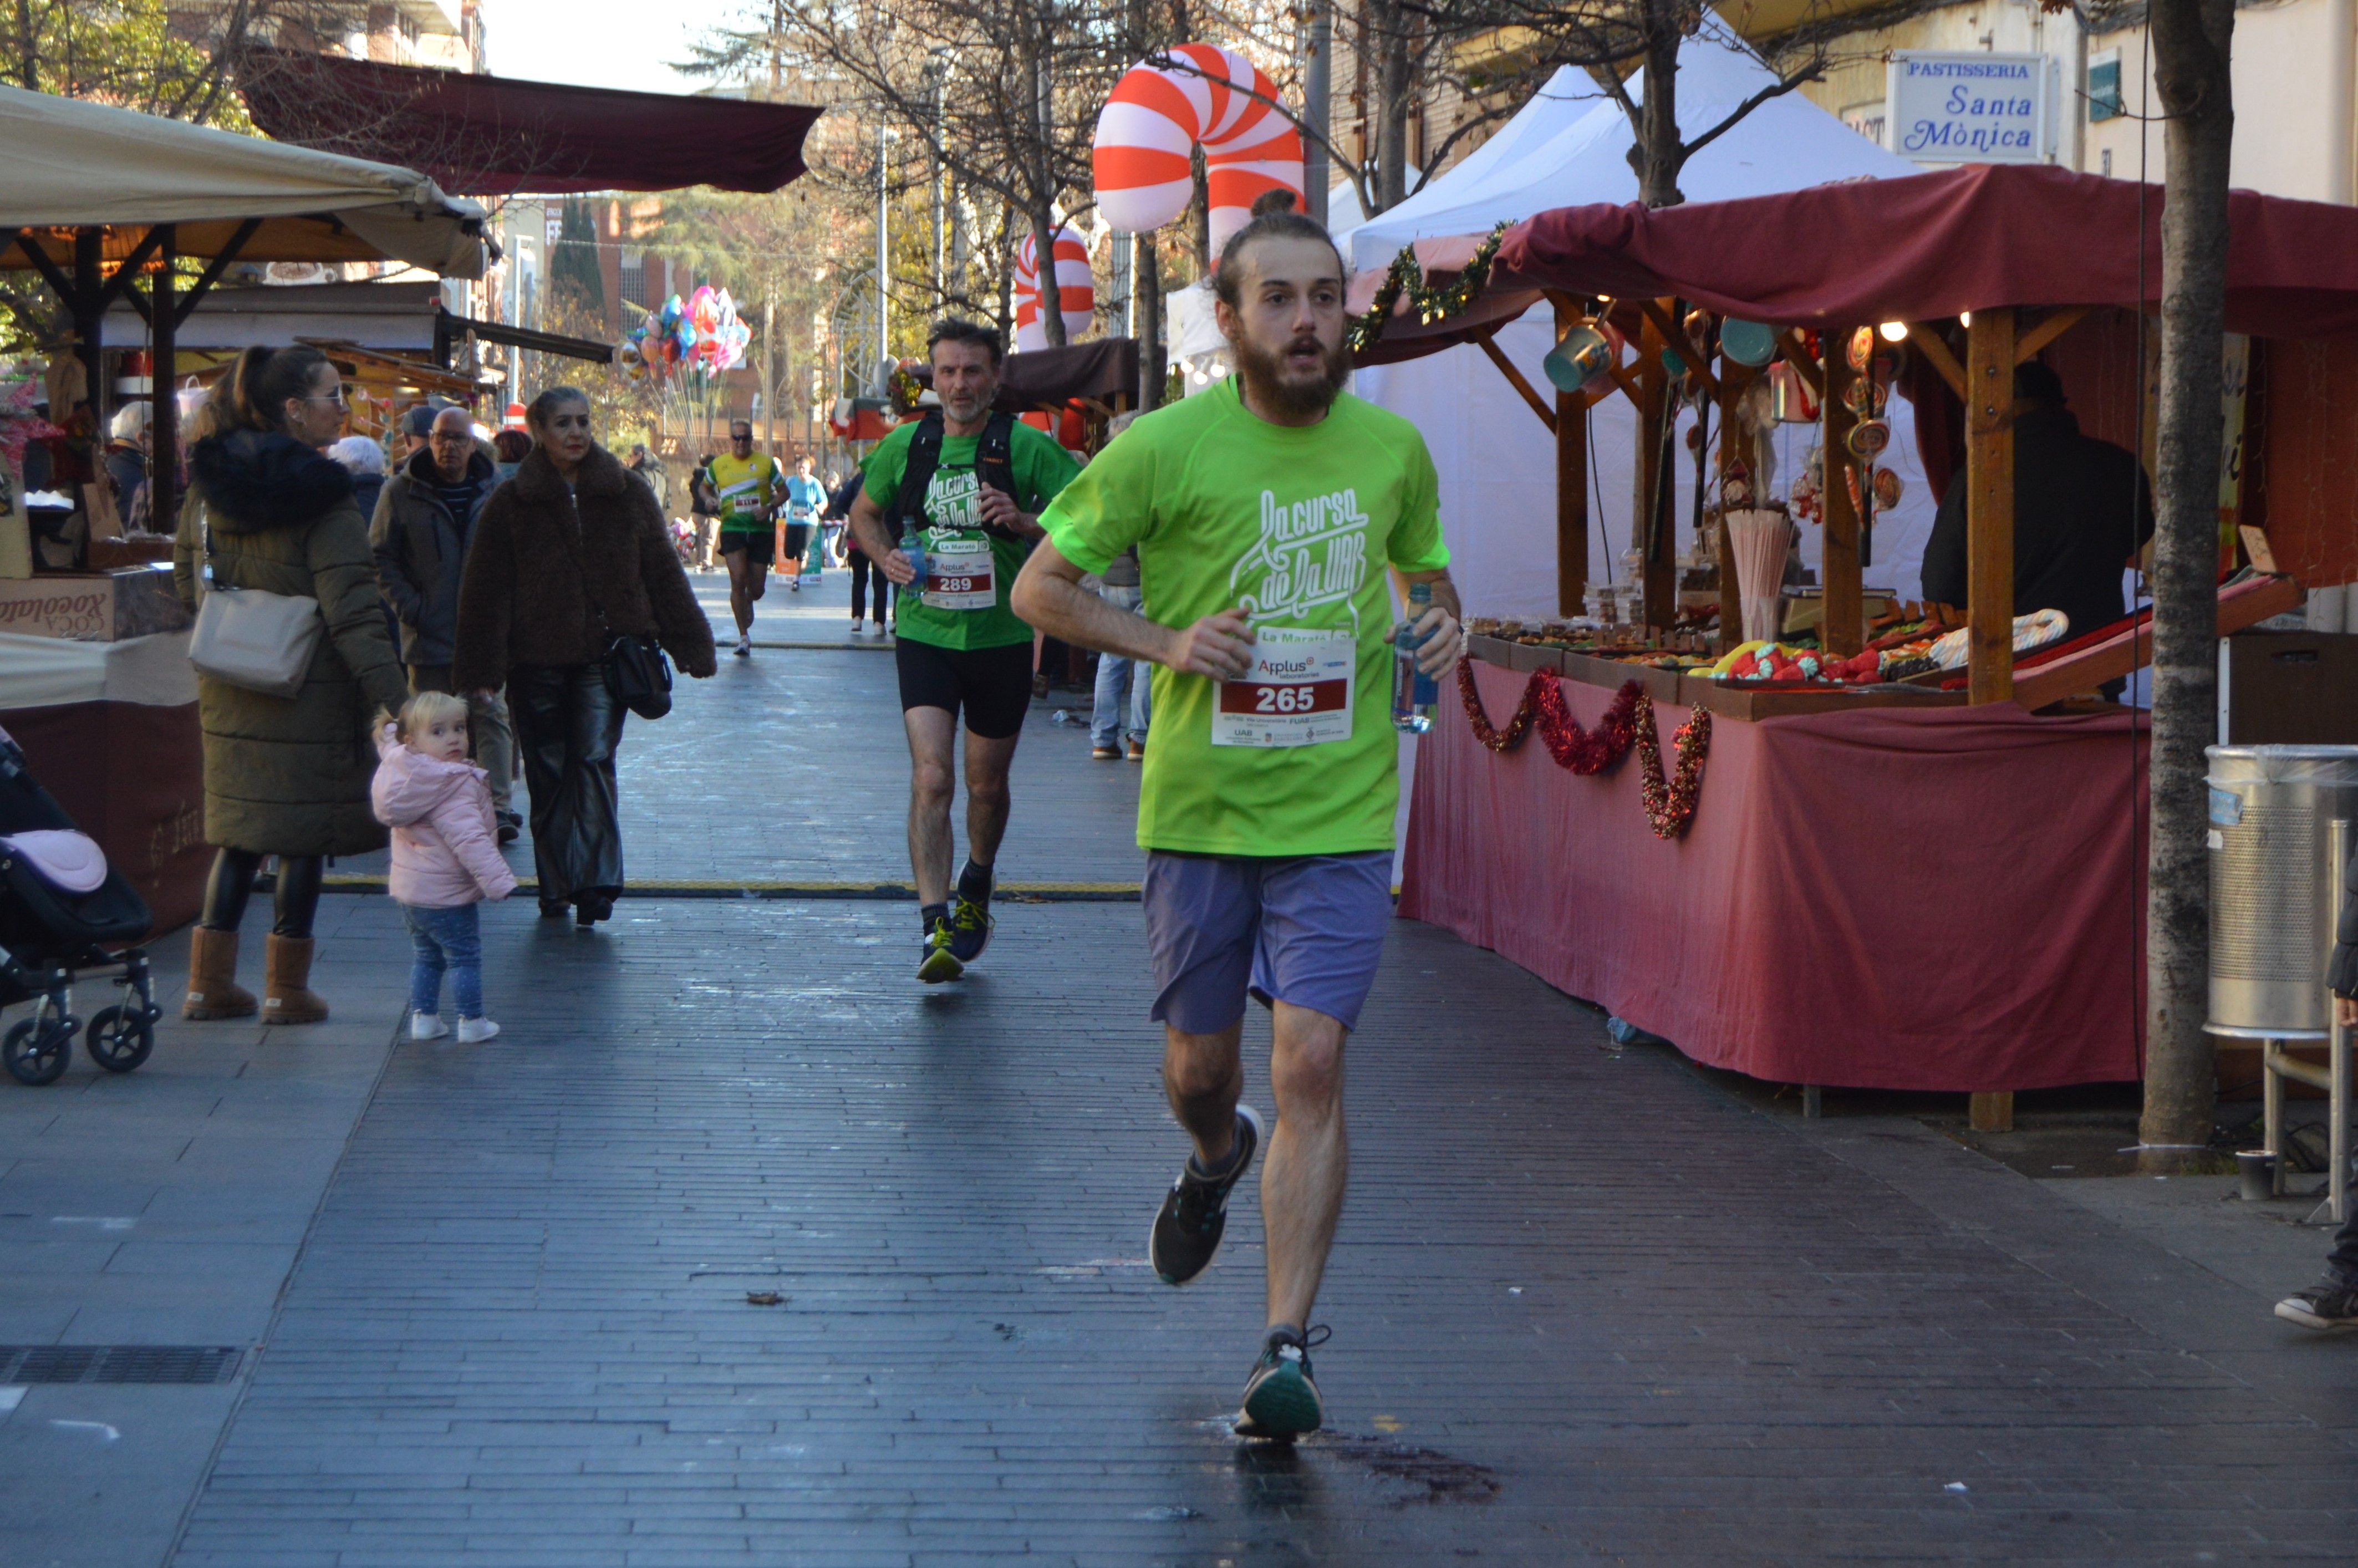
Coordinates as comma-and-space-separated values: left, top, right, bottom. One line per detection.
1496, 162, 2358, 339
235, 48, 821, 197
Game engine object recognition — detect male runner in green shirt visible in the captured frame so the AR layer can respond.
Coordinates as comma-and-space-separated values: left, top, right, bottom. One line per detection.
1014, 192, 1463, 1439
848, 318, 1080, 982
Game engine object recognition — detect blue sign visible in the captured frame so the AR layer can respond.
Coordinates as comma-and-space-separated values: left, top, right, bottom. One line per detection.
1889, 52, 2050, 164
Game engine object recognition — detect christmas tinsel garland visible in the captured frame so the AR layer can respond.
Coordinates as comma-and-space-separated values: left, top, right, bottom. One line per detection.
1457, 664, 1712, 839
1347, 222, 1512, 357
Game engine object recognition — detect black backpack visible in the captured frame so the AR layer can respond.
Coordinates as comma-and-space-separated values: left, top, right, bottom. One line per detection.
887, 410, 1023, 541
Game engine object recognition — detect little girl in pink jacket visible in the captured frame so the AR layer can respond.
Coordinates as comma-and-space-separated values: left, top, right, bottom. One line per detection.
371, 691, 517, 1042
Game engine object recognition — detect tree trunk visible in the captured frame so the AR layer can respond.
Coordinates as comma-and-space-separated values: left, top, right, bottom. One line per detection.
2140, 0, 2237, 1170
1637, 20, 1683, 208
1030, 202, 1068, 348
1373, 0, 1410, 211
1138, 240, 1163, 411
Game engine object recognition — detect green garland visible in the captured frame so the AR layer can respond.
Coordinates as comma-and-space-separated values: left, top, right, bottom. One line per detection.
1347, 221, 1511, 355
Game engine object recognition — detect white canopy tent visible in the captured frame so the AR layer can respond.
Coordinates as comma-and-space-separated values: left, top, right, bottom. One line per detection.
1343, 39, 1929, 620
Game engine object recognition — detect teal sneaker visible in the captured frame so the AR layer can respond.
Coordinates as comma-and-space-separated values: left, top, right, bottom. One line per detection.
1235, 1325, 1329, 1440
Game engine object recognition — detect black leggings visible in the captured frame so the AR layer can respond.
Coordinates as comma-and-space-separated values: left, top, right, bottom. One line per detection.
200, 848, 323, 939
848, 550, 892, 624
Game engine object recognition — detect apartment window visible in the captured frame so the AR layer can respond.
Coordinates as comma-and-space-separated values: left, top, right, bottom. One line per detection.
2087, 50, 2123, 123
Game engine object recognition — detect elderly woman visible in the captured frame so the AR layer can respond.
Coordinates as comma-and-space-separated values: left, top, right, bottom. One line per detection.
452, 387, 715, 927
174, 344, 409, 1024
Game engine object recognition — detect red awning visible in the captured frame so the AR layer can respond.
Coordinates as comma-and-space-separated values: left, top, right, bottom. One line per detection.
235, 48, 821, 197
1493, 163, 2358, 339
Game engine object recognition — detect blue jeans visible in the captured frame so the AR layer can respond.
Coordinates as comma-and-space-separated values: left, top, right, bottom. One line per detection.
1091, 582, 1152, 748
403, 902, 483, 1019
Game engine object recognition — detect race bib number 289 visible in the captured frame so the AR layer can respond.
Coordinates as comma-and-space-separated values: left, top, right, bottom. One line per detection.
1211, 627, 1356, 748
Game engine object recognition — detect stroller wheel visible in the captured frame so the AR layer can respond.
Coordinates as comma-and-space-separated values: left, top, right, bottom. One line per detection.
4, 1017, 72, 1086
84, 1006, 153, 1073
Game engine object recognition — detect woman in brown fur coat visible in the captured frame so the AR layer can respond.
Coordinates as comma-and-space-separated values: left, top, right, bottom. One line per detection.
451, 388, 716, 926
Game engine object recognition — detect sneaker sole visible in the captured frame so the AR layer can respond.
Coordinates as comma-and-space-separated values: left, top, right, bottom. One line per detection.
1149, 1103, 1265, 1287
1239, 1365, 1323, 1439
2275, 1300, 2358, 1330
917, 948, 965, 984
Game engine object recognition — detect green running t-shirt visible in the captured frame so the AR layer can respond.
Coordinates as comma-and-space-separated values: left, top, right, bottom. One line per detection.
861, 418, 1081, 650
1040, 379, 1450, 858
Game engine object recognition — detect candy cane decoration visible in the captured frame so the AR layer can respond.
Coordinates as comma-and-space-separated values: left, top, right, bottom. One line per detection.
1093, 44, 1306, 252
1012, 223, 1095, 353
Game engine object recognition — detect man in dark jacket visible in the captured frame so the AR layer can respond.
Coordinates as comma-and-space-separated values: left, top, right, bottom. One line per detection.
372, 406, 518, 836
2276, 854, 2358, 1330
1922, 362, 2155, 655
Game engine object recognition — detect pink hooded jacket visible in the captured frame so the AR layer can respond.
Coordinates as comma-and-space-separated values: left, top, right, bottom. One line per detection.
369, 725, 518, 908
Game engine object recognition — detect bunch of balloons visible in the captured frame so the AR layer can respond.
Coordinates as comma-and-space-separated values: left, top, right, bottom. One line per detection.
618, 286, 753, 383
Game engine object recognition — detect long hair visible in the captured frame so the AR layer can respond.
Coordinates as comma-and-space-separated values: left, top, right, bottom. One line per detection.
192, 345, 330, 441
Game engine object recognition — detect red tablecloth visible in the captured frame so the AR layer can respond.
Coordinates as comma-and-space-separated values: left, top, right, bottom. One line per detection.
1399, 661, 2150, 1091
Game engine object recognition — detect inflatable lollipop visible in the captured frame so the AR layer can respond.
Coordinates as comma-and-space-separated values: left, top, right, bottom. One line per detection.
1093, 44, 1305, 251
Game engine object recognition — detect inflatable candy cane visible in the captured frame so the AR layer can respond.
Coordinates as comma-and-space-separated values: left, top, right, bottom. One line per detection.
1092, 44, 1305, 252
1012, 223, 1095, 353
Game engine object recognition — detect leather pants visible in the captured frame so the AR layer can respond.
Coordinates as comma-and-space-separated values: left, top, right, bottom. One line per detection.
507, 664, 626, 906
200, 849, 322, 938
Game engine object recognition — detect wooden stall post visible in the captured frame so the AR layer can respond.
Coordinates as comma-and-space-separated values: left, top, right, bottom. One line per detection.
151, 226, 177, 530
1713, 363, 1754, 655
1964, 309, 2018, 704
1636, 307, 1673, 633
1554, 296, 1588, 615
1819, 329, 1863, 658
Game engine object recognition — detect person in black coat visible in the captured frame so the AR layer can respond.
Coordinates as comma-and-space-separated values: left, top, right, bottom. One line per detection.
2275, 854, 2358, 1329
1921, 362, 2155, 654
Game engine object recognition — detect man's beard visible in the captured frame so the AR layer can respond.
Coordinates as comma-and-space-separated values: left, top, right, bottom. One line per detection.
1233, 330, 1349, 419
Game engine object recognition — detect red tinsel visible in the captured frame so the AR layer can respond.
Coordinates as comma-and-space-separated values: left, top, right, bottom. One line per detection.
1458, 661, 1711, 836
1458, 663, 1639, 776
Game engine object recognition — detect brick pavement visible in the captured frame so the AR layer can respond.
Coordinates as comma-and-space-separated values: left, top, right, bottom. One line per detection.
148, 899, 2358, 1565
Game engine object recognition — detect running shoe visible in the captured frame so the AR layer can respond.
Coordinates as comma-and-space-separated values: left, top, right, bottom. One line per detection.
1235, 1325, 1329, 1440
918, 895, 993, 983
2276, 1278, 2358, 1330
1149, 1104, 1264, 1285
734, 634, 751, 658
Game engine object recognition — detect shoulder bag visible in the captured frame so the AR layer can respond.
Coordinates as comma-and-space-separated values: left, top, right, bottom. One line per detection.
186, 507, 323, 700
575, 515, 673, 721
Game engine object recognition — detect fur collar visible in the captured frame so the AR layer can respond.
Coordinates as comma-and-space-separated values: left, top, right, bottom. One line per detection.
512, 442, 627, 505
190, 430, 353, 533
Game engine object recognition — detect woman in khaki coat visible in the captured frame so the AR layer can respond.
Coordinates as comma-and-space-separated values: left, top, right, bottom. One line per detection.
173, 345, 409, 1024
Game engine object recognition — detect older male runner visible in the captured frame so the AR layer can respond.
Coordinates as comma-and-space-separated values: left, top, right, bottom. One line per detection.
1012, 192, 1463, 1439
848, 318, 1079, 983
710, 420, 782, 657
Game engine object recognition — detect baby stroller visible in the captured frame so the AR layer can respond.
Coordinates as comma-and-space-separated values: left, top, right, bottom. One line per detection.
0, 729, 160, 1086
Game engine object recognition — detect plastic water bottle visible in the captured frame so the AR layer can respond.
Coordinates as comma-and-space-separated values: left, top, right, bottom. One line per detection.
1392, 582, 1439, 733
899, 526, 926, 589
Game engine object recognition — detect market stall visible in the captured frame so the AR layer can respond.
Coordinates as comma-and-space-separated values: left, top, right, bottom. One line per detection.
1379, 164, 2349, 1116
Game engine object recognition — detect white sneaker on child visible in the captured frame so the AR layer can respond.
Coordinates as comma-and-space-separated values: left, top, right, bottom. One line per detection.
455, 1016, 500, 1043
409, 1012, 449, 1041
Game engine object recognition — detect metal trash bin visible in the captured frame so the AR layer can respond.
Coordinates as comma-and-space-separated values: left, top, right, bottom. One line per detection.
2206, 745, 2358, 1219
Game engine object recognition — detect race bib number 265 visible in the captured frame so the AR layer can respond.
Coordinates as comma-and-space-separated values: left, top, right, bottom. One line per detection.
1211, 627, 1355, 748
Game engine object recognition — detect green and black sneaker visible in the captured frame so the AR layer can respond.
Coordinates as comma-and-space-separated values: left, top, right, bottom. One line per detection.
1235, 1324, 1329, 1442
917, 897, 992, 984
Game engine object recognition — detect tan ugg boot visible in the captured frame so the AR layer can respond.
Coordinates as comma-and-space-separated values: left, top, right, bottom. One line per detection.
182, 926, 257, 1020
259, 934, 329, 1026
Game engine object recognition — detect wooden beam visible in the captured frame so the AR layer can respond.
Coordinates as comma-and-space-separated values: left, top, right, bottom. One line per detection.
1638, 298, 1719, 396
1777, 330, 1824, 395
1554, 296, 1588, 614
1968, 1091, 2015, 1133
1714, 364, 1754, 655
90, 225, 168, 317
1906, 323, 1967, 399
1636, 311, 1675, 633
1475, 329, 1557, 436
1820, 330, 1863, 658
151, 226, 178, 532
174, 218, 263, 329
1965, 307, 2018, 704
2014, 304, 2092, 365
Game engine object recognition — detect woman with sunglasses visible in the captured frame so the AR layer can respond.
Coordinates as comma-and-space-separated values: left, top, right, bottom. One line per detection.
174, 344, 410, 1025
452, 387, 716, 928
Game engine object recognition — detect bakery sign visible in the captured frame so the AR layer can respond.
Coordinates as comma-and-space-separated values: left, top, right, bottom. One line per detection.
1888, 52, 2051, 165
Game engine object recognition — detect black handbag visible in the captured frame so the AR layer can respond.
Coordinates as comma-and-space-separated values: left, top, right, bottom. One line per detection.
602, 632, 673, 720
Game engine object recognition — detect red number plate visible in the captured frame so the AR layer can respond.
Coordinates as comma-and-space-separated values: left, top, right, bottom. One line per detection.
1218, 679, 1349, 716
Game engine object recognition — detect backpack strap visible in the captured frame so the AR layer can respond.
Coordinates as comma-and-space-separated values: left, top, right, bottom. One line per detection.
887, 411, 946, 537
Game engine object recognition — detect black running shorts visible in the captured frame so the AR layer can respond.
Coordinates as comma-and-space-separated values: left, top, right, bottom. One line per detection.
782, 522, 814, 559
719, 527, 773, 567
895, 637, 1033, 740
